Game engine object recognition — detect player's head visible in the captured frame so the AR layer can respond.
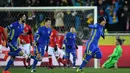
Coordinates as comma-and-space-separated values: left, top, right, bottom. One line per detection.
44, 17, 51, 28
116, 36, 125, 45
98, 17, 106, 26
18, 13, 26, 24
70, 27, 76, 33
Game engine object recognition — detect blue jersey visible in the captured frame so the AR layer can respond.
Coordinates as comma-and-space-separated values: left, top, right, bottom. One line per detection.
34, 26, 51, 46
87, 23, 104, 45
64, 32, 76, 46
7, 21, 24, 46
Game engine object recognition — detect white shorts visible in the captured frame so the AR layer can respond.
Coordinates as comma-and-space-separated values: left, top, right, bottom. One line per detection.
58, 48, 65, 58
48, 46, 55, 56
0, 45, 2, 53
48, 46, 65, 58
19, 44, 31, 55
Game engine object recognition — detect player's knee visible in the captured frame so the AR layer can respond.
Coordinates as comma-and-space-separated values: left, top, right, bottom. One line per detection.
10, 56, 15, 60
73, 56, 77, 60
96, 55, 102, 59
18, 51, 24, 56
36, 54, 42, 61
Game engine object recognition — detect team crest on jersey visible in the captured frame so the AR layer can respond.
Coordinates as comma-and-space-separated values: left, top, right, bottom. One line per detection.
48, 31, 50, 34
74, 36, 76, 38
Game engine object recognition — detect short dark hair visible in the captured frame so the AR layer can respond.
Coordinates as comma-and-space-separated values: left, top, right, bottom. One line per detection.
44, 17, 51, 22
17, 12, 25, 20
98, 17, 106, 23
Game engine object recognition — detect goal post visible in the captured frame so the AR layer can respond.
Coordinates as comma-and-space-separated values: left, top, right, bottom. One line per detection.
0, 6, 100, 68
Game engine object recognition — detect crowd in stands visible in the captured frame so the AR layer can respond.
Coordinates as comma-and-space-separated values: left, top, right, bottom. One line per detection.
0, 0, 130, 35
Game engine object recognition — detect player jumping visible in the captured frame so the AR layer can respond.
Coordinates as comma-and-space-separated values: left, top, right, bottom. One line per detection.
31, 18, 52, 72
19, 23, 33, 69
64, 27, 78, 68
102, 36, 124, 68
2, 13, 27, 73
77, 17, 106, 73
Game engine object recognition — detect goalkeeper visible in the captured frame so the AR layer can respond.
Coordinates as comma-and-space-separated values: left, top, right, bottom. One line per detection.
102, 37, 125, 68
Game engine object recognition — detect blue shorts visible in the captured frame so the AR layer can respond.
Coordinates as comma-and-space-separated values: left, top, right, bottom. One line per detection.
34, 44, 45, 57
65, 45, 76, 58
8, 43, 21, 54
65, 45, 76, 53
83, 42, 102, 60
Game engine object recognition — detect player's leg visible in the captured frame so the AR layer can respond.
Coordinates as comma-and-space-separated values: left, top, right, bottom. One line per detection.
31, 45, 44, 72
24, 44, 31, 68
93, 50, 102, 68
71, 52, 77, 68
65, 51, 72, 67
31, 46, 41, 72
102, 57, 117, 68
77, 44, 95, 72
93, 49, 102, 59
114, 62, 118, 68
19, 44, 27, 68
56, 48, 66, 67
2, 56, 15, 73
7, 44, 24, 57
3, 45, 17, 73
48, 46, 54, 69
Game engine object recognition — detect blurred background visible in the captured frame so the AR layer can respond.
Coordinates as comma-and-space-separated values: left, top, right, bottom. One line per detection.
0, 0, 130, 42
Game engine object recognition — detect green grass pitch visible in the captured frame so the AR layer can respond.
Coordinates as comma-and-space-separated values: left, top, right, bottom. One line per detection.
0, 67, 130, 73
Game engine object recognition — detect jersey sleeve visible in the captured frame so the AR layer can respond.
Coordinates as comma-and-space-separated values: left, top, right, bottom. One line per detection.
6, 22, 18, 30
88, 24, 97, 29
46, 29, 52, 45
101, 27, 105, 39
19, 35, 23, 44
63, 34, 67, 44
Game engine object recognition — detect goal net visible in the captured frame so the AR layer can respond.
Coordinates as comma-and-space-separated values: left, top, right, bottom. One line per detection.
0, 7, 99, 68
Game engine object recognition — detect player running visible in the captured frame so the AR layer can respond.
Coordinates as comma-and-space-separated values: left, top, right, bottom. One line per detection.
102, 36, 124, 68
2, 13, 27, 73
19, 23, 33, 69
57, 35, 66, 67
31, 18, 52, 72
47, 26, 59, 69
77, 17, 106, 73
0, 26, 7, 51
0, 26, 7, 67
64, 27, 78, 68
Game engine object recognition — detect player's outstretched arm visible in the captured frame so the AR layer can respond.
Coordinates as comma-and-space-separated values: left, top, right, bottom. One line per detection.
88, 24, 97, 29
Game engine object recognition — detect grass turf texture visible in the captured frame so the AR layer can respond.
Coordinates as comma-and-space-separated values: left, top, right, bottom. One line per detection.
0, 67, 130, 73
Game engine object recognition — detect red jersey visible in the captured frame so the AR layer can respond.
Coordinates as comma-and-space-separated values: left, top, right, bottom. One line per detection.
0, 26, 7, 44
19, 24, 34, 44
49, 29, 58, 47
57, 35, 64, 49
